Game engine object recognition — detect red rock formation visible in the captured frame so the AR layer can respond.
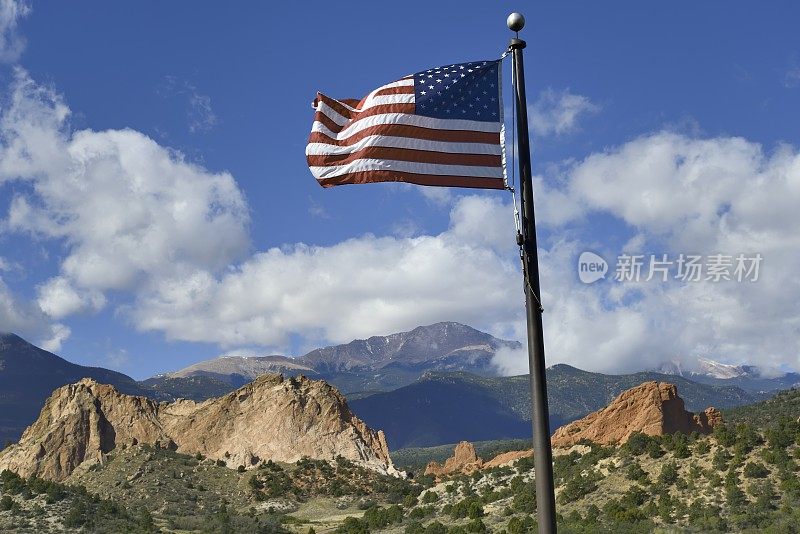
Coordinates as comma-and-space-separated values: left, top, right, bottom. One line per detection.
424, 441, 484, 477
551, 381, 722, 447
483, 449, 533, 469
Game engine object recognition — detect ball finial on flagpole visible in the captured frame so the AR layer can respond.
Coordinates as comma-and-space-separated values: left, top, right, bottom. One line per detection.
507, 12, 525, 32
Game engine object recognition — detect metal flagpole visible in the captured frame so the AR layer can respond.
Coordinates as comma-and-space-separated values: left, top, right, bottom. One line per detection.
506, 12, 558, 534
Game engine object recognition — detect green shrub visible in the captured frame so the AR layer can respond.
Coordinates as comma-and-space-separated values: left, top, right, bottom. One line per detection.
409, 505, 434, 519
558, 470, 600, 503
0, 495, 12, 511
646, 440, 664, 459
714, 424, 736, 447
450, 497, 484, 519
424, 521, 448, 534
712, 447, 731, 471
335, 516, 368, 534
421, 490, 439, 503
626, 462, 649, 484
658, 461, 679, 486
694, 440, 710, 455
465, 518, 487, 533
362, 505, 403, 529
0, 470, 25, 494
743, 462, 769, 479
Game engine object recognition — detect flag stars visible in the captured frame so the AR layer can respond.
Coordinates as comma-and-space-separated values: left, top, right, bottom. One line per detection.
415, 60, 500, 122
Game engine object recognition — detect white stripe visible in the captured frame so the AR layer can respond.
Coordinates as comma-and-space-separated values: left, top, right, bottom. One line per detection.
317, 94, 416, 126
316, 101, 349, 127
310, 159, 504, 180
334, 79, 415, 111
360, 93, 415, 109
312, 112, 502, 140
306, 136, 501, 156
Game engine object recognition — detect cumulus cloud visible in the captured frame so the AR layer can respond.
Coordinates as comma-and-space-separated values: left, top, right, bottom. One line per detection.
527, 133, 800, 373
0, 276, 69, 351
0, 69, 250, 321
36, 276, 105, 319
132, 210, 521, 348
0, 0, 29, 63
528, 88, 599, 137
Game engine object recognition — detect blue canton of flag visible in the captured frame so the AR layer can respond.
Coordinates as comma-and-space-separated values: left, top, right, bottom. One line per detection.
414, 60, 501, 122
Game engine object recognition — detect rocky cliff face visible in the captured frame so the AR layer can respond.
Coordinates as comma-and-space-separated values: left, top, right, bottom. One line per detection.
0, 374, 398, 481
551, 381, 722, 447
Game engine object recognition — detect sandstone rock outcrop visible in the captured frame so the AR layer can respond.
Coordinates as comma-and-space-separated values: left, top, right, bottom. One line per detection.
483, 449, 533, 469
551, 381, 722, 447
424, 441, 483, 477
0, 374, 399, 481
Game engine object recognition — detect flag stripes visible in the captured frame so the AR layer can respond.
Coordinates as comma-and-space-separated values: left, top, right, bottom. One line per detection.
306, 60, 506, 189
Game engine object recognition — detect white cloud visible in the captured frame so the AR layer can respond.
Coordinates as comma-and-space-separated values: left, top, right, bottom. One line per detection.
132, 217, 521, 348
528, 88, 599, 137
36, 276, 105, 319
0, 275, 69, 351
0, 0, 29, 63
528, 132, 800, 373
492, 345, 528, 376
0, 69, 250, 318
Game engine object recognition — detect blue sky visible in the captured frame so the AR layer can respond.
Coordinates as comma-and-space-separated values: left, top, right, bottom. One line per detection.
1, 1, 799, 379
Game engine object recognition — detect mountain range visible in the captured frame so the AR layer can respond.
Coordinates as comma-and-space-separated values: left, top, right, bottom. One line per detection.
1, 324, 794, 448
655, 357, 800, 393
145, 321, 518, 398
349, 366, 766, 449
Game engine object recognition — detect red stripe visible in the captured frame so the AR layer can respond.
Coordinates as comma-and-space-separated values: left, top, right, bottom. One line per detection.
308, 125, 499, 146
317, 89, 413, 120
317, 171, 505, 190
307, 146, 501, 167
372, 85, 415, 98
315, 104, 417, 133
313, 111, 345, 137
316, 93, 357, 120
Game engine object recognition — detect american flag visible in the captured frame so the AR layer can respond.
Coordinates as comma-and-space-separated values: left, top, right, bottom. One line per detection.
307, 60, 506, 189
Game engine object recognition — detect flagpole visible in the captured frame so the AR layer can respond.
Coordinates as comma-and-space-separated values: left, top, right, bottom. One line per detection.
507, 12, 558, 534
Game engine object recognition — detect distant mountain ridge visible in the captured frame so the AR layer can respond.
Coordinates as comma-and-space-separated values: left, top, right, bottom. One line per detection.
151, 322, 519, 396
0, 327, 778, 451
350, 365, 767, 449
654, 357, 800, 393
